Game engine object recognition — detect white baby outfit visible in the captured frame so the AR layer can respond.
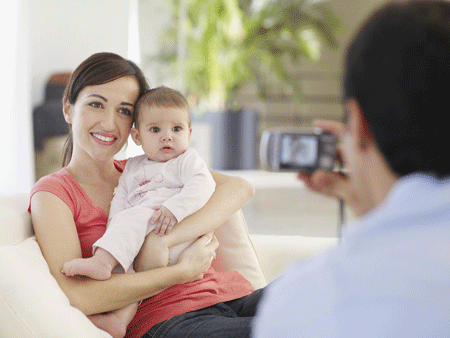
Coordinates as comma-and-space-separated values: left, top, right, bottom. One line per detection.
93, 148, 215, 272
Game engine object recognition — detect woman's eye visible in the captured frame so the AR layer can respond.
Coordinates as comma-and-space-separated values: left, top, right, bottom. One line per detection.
173, 126, 182, 132
119, 107, 133, 117
150, 127, 160, 133
89, 102, 103, 108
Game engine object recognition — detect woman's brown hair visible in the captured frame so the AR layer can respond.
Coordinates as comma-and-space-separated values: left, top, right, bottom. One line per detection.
62, 52, 149, 166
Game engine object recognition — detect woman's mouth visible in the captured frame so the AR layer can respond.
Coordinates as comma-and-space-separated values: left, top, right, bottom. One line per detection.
91, 133, 117, 145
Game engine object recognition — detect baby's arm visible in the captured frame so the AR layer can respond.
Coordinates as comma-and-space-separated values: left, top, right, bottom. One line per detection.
162, 148, 216, 225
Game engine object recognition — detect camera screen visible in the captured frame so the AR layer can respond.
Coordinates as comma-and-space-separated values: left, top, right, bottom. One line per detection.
280, 134, 318, 167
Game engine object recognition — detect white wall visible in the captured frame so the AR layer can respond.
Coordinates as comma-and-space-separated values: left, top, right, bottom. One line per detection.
30, 0, 131, 107
1, 0, 132, 195
137, 0, 174, 88
0, 0, 33, 196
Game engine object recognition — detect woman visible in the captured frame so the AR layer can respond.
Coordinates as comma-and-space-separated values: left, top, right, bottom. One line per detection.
29, 52, 263, 338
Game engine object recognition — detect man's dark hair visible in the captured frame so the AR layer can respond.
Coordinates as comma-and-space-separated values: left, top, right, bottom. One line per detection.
343, 0, 450, 177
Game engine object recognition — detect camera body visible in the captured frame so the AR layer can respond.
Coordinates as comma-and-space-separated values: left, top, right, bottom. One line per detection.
260, 128, 337, 173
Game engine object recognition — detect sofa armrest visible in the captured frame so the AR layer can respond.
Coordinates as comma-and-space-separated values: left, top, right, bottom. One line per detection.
251, 234, 338, 282
0, 193, 33, 246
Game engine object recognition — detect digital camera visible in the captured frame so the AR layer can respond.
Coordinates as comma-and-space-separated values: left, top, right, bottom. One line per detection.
259, 128, 337, 173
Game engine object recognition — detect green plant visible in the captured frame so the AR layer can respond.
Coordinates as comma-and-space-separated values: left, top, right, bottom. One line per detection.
154, 0, 340, 112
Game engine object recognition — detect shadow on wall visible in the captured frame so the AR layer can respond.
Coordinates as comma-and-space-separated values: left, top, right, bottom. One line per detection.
33, 73, 70, 181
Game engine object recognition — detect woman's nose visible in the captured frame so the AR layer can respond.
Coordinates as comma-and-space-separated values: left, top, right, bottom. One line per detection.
100, 110, 116, 130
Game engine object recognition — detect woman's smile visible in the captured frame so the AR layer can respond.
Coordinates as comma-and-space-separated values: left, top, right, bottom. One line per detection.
91, 132, 118, 146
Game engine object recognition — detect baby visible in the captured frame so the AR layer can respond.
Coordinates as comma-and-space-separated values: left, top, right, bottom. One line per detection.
62, 86, 215, 337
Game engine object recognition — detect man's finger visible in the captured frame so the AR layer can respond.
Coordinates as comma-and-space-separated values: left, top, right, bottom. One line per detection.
313, 119, 345, 139
311, 170, 348, 199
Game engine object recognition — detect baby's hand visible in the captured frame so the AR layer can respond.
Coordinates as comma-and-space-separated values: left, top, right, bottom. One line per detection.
151, 206, 177, 236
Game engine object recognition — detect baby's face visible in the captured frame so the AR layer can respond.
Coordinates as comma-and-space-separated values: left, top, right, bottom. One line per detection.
131, 106, 192, 162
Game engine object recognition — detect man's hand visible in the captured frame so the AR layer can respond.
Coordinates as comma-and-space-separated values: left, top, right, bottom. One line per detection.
151, 206, 177, 236
297, 119, 361, 216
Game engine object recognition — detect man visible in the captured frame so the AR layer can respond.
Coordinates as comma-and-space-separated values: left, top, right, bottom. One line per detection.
253, 1, 450, 337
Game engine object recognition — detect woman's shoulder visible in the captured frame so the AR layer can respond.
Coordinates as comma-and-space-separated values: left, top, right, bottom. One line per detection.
29, 168, 78, 213
32, 168, 71, 192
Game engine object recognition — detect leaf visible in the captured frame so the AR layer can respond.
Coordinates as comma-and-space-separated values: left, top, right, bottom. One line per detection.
152, 0, 340, 110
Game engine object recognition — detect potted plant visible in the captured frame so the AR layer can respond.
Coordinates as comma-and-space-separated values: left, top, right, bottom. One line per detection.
149, 0, 340, 169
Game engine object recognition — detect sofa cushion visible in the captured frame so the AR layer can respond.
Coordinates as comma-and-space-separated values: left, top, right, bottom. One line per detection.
0, 237, 111, 337
212, 210, 267, 289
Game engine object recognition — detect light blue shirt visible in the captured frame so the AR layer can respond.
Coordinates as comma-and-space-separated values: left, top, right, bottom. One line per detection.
254, 173, 450, 337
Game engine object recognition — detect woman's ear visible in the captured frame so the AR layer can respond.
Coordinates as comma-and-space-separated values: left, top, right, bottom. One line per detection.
63, 98, 73, 124
130, 127, 142, 146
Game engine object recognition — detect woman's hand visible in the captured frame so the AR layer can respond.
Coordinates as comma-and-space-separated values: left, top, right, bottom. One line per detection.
176, 232, 218, 283
297, 119, 360, 215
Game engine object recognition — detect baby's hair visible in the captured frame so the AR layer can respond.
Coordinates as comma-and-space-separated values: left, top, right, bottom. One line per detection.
134, 86, 191, 127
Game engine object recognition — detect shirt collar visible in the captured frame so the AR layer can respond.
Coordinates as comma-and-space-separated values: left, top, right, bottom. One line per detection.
340, 172, 450, 240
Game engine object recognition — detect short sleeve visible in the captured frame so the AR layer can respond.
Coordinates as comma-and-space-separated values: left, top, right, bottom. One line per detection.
28, 169, 77, 216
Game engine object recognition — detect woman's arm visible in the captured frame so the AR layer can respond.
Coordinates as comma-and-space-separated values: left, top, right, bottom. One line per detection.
149, 171, 253, 247
31, 191, 216, 315
134, 172, 254, 270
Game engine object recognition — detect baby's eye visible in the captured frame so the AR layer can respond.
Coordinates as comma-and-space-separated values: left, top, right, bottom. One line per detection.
150, 127, 160, 133
173, 126, 182, 132
119, 107, 133, 117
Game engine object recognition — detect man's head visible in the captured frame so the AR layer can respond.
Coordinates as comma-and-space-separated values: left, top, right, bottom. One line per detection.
343, 0, 450, 179
131, 87, 192, 162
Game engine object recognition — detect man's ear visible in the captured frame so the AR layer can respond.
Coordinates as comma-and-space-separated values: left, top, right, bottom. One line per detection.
346, 99, 373, 151
130, 127, 142, 146
63, 99, 73, 124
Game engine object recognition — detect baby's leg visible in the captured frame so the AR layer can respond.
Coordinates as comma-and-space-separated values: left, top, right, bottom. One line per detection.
95, 205, 156, 273
62, 248, 118, 280
88, 302, 138, 338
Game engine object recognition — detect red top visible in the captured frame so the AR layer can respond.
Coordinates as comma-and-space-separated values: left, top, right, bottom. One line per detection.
29, 160, 254, 338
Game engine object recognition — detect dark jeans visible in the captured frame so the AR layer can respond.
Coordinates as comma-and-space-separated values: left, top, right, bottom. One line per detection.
142, 288, 265, 338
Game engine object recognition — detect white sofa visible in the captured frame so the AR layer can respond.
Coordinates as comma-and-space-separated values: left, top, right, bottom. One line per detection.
0, 193, 337, 337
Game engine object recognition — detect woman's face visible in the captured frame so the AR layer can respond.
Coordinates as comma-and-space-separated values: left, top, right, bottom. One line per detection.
63, 76, 140, 164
